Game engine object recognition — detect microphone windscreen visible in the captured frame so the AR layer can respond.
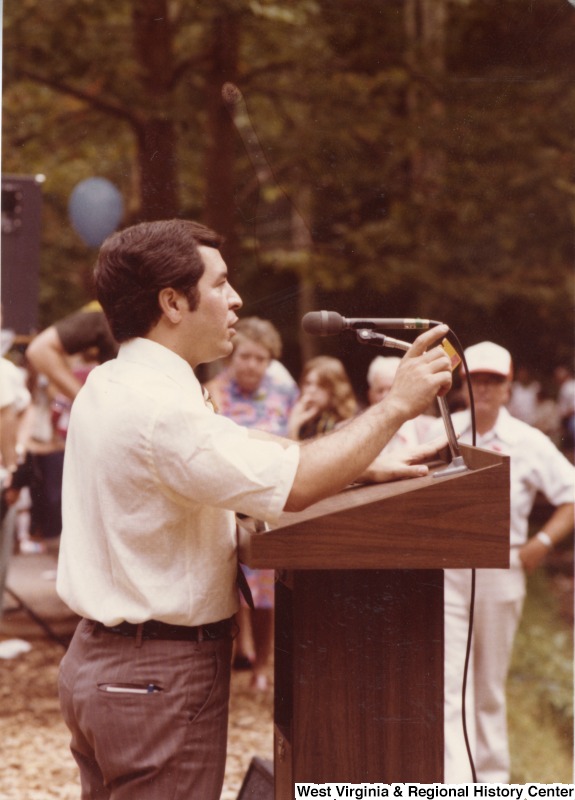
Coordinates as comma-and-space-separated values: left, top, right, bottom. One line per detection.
301, 311, 345, 335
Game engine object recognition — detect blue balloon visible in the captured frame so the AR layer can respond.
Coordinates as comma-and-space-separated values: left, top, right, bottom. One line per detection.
68, 177, 124, 247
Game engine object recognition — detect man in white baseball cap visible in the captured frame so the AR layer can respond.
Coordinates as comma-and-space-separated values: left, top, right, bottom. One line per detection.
464, 340, 513, 377
440, 341, 574, 782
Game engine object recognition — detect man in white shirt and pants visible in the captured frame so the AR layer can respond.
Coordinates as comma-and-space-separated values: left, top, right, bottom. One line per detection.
442, 342, 574, 783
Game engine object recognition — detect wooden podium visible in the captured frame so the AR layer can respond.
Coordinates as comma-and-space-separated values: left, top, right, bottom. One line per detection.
242, 445, 510, 794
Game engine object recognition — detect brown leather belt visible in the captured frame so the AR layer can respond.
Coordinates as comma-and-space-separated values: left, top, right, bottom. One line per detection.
88, 617, 234, 642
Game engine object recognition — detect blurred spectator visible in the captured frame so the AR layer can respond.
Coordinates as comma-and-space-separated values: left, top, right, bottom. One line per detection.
206, 317, 298, 691
207, 317, 298, 435
288, 355, 358, 440
0, 356, 30, 476
25, 355, 98, 545
26, 301, 118, 401
1, 351, 31, 618
366, 355, 435, 450
24, 303, 118, 546
507, 365, 540, 425
21, 369, 65, 545
554, 365, 575, 452
532, 385, 562, 443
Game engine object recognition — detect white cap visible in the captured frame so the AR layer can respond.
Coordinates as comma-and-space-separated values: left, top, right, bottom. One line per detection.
464, 341, 512, 378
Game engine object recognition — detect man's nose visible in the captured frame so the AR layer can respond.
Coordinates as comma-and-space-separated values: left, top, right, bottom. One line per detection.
229, 285, 242, 309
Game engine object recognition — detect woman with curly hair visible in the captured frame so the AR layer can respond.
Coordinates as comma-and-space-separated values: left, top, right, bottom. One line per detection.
288, 355, 358, 440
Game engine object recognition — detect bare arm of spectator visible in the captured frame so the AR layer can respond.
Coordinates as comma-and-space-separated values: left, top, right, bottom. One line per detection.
519, 503, 574, 574
26, 326, 83, 400
0, 403, 18, 476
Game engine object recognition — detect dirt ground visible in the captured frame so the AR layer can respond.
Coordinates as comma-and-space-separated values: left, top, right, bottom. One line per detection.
0, 636, 274, 799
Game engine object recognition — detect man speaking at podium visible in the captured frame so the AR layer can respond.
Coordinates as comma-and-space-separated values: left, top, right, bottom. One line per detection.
56, 219, 453, 800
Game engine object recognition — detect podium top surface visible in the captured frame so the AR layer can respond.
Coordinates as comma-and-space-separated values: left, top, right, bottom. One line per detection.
242, 444, 510, 570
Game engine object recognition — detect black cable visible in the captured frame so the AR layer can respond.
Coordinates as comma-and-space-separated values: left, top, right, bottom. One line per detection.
460, 568, 478, 782
444, 328, 476, 446
445, 328, 478, 782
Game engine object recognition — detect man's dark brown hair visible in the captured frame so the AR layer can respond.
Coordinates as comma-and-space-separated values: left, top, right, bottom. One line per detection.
94, 219, 223, 342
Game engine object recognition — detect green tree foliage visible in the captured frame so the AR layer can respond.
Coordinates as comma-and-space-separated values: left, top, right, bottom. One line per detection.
2, 0, 573, 379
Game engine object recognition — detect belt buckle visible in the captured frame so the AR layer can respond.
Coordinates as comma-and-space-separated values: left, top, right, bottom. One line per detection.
199, 620, 226, 641
197, 623, 217, 642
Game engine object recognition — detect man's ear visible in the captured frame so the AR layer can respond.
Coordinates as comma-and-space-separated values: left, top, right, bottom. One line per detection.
158, 288, 186, 324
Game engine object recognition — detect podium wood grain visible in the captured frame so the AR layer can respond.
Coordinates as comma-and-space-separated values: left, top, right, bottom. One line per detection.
274, 569, 444, 787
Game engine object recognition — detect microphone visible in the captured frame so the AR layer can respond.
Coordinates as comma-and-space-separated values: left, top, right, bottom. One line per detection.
302, 310, 441, 336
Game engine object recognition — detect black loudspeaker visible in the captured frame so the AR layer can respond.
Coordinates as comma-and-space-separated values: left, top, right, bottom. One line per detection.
1, 174, 43, 335
236, 756, 274, 800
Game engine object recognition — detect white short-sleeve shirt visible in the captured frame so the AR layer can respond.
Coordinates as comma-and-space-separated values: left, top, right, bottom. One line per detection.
57, 337, 300, 626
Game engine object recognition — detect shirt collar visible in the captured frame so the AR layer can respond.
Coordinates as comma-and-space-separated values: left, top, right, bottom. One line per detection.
489, 406, 519, 445
458, 405, 518, 447
117, 337, 201, 395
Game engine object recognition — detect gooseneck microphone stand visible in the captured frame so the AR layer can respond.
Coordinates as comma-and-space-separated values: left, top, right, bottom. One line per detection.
355, 329, 469, 477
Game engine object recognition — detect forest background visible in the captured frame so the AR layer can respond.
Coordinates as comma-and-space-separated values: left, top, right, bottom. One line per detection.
1, 1, 574, 786
2, 0, 574, 395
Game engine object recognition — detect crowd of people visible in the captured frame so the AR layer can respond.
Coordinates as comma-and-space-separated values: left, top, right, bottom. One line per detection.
0, 218, 573, 795
507, 364, 575, 449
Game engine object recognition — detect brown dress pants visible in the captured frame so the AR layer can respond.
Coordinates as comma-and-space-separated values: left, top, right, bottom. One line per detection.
58, 618, 233, 799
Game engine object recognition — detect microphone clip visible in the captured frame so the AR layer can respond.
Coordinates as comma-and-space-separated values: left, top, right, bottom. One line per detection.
355, 329, 411, 353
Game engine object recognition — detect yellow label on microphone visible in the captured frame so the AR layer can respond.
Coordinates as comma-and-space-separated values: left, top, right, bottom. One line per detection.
442, 339, 461, 371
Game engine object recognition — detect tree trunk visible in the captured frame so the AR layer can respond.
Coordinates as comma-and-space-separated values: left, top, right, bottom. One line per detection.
204, 11, 240, 265
404, 0, 447, 255
135, 118, 179, 220
292, 187, 318, 365
132, 0, 179, 220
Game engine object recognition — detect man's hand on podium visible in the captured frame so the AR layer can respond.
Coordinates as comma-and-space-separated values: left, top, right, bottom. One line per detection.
359, 434, 448, 483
